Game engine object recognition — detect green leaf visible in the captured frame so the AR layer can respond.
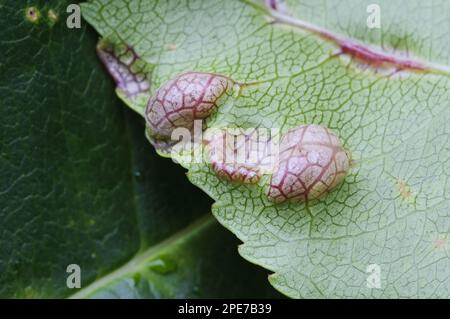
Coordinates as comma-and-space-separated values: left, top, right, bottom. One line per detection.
82, 0, 450, 298
0, 0, 280, 298
71, 216, 281, 298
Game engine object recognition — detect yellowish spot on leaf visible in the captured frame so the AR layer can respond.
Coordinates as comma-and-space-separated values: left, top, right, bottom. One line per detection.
25, 6, 40, 23
397, 179, 413, 201
47, 9, 58, 24
166, 43, 177, 51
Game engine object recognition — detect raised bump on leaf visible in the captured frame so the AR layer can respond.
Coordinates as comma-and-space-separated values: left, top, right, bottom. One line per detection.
145, 72, 234, 151
97, 40, 151, 98
267, 124, 350, 203
207, 128, 274, 183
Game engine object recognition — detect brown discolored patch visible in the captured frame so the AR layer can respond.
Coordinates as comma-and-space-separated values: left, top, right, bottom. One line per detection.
166, 43, 177, 51
397, 179, 412, 200
267, 124, 350, 203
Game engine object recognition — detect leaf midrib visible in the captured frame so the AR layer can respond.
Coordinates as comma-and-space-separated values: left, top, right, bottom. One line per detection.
242, 0, 450, 75
69, 214, 214, 298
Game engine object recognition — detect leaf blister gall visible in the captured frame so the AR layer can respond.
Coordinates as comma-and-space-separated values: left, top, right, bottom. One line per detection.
268, 124, 350, 203
206, 124, 350, 203
207, 129, 274, 184
145, 72, 234, 151
97, 40, 151, 99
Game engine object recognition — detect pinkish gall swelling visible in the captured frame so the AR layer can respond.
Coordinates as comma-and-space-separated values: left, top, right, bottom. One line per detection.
207, 128, 274, 184
268, 124, 350, 203
145, 72, 234, 151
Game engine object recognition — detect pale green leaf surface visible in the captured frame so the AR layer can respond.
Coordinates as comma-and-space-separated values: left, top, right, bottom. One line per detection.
284, 0, 450, 65
82, 0, 450, 298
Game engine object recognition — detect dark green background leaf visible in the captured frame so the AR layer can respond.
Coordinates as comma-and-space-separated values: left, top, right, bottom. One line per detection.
0, 0, 281, 298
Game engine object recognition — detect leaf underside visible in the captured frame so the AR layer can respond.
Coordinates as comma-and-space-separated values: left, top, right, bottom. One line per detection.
82, 0, 450, 298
